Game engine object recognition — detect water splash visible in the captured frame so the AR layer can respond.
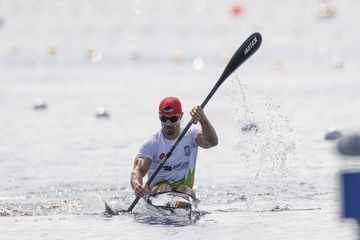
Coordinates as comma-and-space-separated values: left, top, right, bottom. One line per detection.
104, 197, 207, 226
224, 76, 299, 211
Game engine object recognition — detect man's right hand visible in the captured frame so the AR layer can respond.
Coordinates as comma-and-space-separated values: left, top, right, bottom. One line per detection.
130, 157, 152, 197
134, 183, 150, 197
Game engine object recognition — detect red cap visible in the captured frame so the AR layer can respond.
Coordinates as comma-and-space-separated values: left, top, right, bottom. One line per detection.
159, 97, 182, 115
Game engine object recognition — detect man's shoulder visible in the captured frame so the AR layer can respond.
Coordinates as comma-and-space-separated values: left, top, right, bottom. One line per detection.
182, 128, 200, 147
152, 129, 163, 141
143, 130, 162, 145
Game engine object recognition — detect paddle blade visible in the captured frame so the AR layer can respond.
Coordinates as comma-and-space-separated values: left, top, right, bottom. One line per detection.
218, 32, 262, 84
104, 201, 116, 215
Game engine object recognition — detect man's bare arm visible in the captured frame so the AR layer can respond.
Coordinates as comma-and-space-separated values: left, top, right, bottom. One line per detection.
130, 156, 152, 197
191, 106, 218, 149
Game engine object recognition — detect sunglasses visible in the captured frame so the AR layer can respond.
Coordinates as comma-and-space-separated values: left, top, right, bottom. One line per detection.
159, 115, 180, 124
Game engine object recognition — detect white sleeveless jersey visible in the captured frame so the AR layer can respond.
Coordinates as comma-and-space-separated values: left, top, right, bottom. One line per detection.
137, 128, 199, 188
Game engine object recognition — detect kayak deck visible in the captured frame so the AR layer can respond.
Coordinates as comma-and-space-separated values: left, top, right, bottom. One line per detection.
144, 191, 200, 219
104, 191, 200, 222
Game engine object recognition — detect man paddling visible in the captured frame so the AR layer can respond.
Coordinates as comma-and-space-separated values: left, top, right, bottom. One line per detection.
130, 97, 218, 198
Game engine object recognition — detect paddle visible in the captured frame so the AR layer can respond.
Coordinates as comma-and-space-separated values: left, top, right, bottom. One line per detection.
125, 32, 262, 213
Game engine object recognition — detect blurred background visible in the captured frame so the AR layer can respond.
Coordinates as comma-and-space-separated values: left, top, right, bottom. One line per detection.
0, 0, 359, 239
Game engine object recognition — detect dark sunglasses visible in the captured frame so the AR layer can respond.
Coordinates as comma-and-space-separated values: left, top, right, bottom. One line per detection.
159, 115, 180, 124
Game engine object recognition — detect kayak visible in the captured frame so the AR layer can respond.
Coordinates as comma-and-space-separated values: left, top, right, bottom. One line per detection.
143, 191, 200, 219
104, 191, 200, 220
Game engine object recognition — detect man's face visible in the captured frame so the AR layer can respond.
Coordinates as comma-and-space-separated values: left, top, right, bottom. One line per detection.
159, 113, 183, 136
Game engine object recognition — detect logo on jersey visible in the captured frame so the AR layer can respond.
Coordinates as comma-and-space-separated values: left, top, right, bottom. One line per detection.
184, 146, 191, 156
163, 165, 172, 171
173, 161, 189, 170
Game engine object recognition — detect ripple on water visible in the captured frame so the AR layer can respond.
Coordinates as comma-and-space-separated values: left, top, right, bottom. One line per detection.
0, 180, 324, 220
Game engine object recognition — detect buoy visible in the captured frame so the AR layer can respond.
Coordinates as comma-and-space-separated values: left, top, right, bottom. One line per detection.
129, 50, 142, 61
33, 99, 47, 111
87, 49, 103, 63
96, 107, 110, 118
47, 46, 58, 56
313, 3, 335, 19
337, 135, 360, 156
0, 17, 4, 27
218, 55, 230, 66
230, 3, 244, 17
330, 56, 344, 69
270, 59, 285, 70
9, 45, 21, 55
325, 128, 343, 140
171, 51, 184, 63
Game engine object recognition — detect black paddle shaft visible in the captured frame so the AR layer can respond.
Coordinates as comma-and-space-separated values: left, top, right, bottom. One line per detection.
126, 32, 262, 212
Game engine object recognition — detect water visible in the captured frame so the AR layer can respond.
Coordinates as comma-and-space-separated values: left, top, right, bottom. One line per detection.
1, 0, 360, 239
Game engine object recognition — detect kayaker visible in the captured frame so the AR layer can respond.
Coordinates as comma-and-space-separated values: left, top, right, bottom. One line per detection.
130, 96, 218, 198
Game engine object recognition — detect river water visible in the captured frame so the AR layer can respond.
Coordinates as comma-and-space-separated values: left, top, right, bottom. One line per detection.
1, 0, 360, 239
